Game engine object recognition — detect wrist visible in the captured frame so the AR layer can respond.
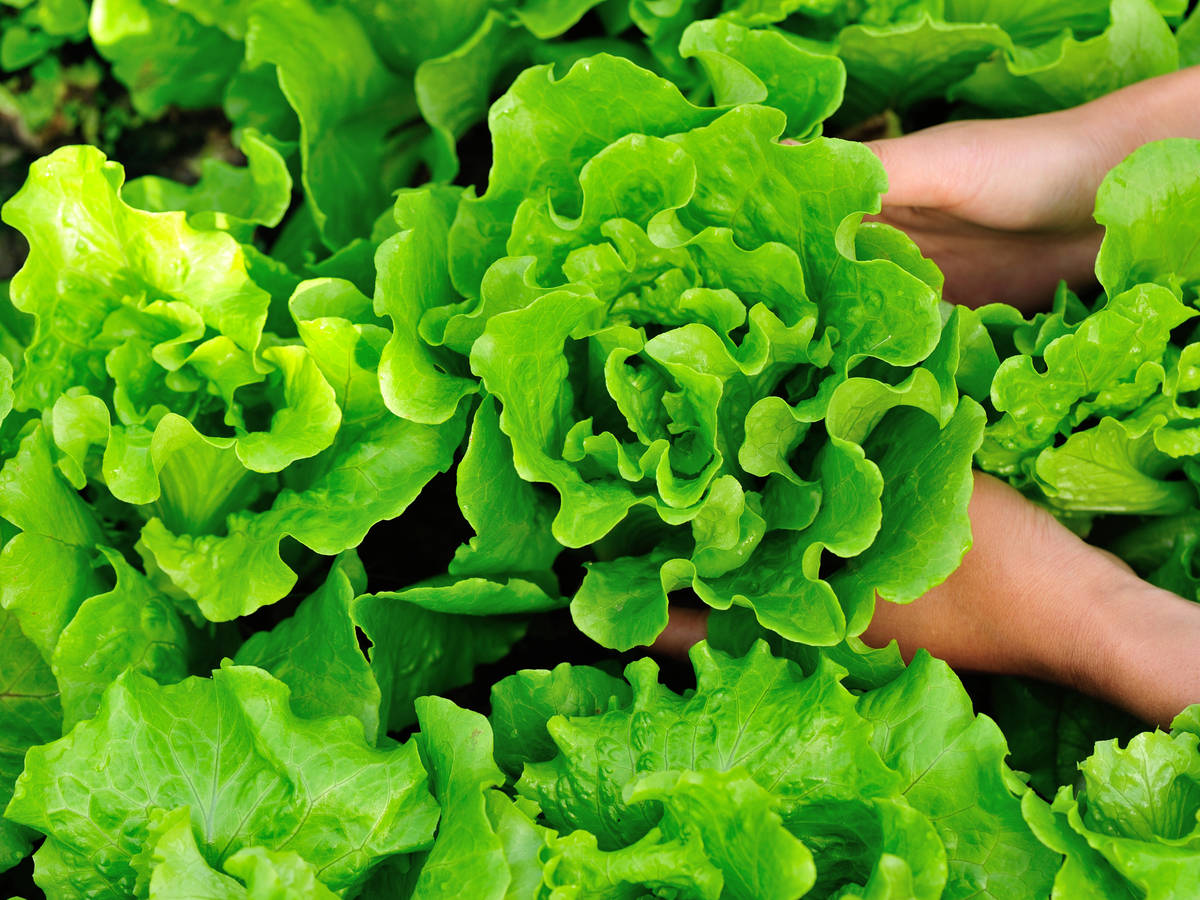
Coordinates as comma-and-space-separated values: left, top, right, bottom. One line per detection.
1063, 575, 1200, 727
1069, 67, 1200, 184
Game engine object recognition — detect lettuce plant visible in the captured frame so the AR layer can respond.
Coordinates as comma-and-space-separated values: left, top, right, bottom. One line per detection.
0, 145, 473, 623
0, 142, 543, 879
1023, 707, 1200, 897
473, 642, 1058, 898
382, 43, 983, 651
79, 0, 1194, 258
603, 0, 1186, 122
6, 664, 440, 897
6, 4, 1200, 899
1, 0, 88, 71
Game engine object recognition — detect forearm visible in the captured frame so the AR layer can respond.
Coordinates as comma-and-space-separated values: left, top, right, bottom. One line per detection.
861, 473, 1200, 727
1069, 66, 1200, 182
1069, 578, 1200, 728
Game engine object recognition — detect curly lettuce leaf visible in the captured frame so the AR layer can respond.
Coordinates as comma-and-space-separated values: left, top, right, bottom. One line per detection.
232, 554, 381, 740
1023, 709, 1200, 897
235, 550, 546, 738
2, 144, 269, 412
988, 676, 1143, 801
0, 607, 60, 872
979, 140, 1200, 515
50, 547, 189, 731
131, 804, 346, 899
835, 14, 1009, 122
622, 768, 817, 900
409, 697, 549, 900
89, 0, 243, 115
952, 0, 1178, 116
488, 661, 633, 778
516, 642, 953, 896
375, 185, 478, 426
449, 394, 562, 585
498, 640, 1055, 897
244, 0, 418, 249
679, 18, 846, 138
138, 279, 466, 620
122, 129, 292, 241
1095, 139, 1200, 301
5, 665, 439, 898
383, 49, 972, 651
856, 653, 1057, 898
0, 424, 108, 658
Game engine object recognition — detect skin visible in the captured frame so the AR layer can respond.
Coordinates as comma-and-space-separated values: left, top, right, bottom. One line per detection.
655, 68, 1200, 727
866, 66, 1200, 309
860, 474, 1200, 728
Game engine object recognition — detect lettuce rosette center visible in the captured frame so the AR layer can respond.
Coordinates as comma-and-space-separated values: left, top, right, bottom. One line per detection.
380, 51, 984, 651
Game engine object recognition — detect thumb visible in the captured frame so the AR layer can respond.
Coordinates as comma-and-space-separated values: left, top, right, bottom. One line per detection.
865, 132, 966, 210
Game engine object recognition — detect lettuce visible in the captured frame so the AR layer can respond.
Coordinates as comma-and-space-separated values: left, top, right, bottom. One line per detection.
471, 641, 1056, 898
384, 46, 981, 651
5, 665, 439, 897
1, 0, 87, 71
1023, 708, 1200, 898
613, 0, 1183, 122
0, 609, 59, 872
976, 140, 1200, 536
5, 3, 1200, 896
0, 150, 465, 621
234, 553, 554, 739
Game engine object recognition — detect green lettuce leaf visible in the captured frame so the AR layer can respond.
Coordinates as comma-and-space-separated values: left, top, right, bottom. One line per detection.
236, 551, 544, 737
122, 128, 292, 241
1, 0, 88, 69
409, 697, 549, 900
137, 278, 466, 620
856, 653, 1058, 898
244, 0, 417, 248
232, 553, 381, 741
489, 661, 633, 778
0, 424, 108, 659
50, 547, 189, 730
6, 664, 439, 897
516, 642, 950, 896
388, 50, 971, 651
1179, 6, 1200, 66
1095, 139, 1200, 301
835, 14, 1009, 122
132, 806, 248, 899
0, 607, 60, 872
952, 0, 1178, 116
1023, 709, 1200, 897
978, 140, 1200, 519
988, 676, 1142, 800
89, 0, 243, 115
621, 768, 817, 900
2, 144, 269, 412
131, 806, 350, 898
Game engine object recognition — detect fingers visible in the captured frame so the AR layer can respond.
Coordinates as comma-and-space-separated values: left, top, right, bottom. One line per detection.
865, 126, 976, 211
651, 607, 709, 659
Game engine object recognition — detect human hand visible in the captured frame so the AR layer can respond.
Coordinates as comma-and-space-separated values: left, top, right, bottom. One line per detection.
867, 66, 1200, 310
866, 112, 1109, 309
861, 473, 1200, 728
